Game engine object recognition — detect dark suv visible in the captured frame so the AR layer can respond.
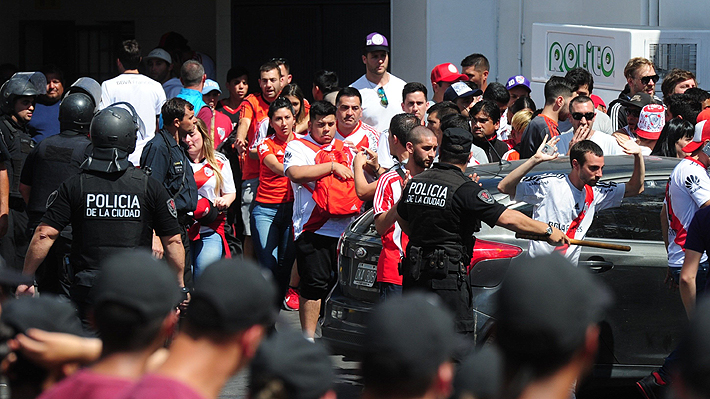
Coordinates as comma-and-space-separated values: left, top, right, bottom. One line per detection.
323, 155, 683, 380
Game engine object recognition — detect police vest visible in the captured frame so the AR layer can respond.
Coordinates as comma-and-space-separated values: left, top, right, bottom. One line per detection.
0, 116, 34, 200
73, 168, 150, 274
26, 131, 91, 228
402, 165, 470, 260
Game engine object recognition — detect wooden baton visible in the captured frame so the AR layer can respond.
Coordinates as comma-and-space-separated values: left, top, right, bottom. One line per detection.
515, 233, 631, 252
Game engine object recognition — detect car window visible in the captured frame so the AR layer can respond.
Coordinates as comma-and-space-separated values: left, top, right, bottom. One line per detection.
586, 179, 666, 241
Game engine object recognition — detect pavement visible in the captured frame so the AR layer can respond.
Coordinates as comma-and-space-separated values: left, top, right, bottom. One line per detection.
218, 308, 362, 399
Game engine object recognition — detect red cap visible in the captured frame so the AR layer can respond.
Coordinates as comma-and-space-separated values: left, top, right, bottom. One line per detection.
590, 94, 606, 109
697, 108, 710, 123
431, 63, 468, 85
683, 119, 710, 153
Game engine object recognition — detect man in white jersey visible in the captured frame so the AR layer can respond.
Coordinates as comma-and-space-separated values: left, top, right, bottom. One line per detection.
99, 39, 166, 166
498, 138, 645, 265
284, 101, 360, 340
334, 87, 383, 174
556, 96, 624, 156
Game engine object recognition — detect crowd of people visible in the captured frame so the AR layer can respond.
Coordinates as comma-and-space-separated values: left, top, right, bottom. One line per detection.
0, 27, 710, 399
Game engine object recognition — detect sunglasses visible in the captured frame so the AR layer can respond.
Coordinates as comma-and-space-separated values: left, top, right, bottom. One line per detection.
639, 74, 660, 85
571, 112, 595, 121
377, 87, 388, 107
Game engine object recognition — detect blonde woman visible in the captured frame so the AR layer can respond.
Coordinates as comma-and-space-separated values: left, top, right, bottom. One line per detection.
184, 119, 236, 279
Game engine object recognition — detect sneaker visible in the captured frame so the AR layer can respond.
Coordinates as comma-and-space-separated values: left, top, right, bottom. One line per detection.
283, 287, 300, 311
636, 372, 667, 399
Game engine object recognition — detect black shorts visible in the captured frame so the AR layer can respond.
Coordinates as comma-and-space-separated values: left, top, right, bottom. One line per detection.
296, 231, 338, 300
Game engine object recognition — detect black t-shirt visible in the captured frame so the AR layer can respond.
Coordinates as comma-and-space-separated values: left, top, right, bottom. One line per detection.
41, 170, 181, 239
685, 206, 710, 256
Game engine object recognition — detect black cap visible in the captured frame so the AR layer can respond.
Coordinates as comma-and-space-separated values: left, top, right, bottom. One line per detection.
496, 253, 613, 366
362, 293, 459, 389
678, 297, 710, 396
250, 329, 334, 399
620, 92, 658, 109
92, 250, 181, 321
454, 346, 503, 399
0, 255, 34, 286
187, 259, 277, 332
2, 295, 84, 337
440, 127, 473, 155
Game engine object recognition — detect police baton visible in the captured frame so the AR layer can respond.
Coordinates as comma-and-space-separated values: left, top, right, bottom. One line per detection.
515, 233, 631, 252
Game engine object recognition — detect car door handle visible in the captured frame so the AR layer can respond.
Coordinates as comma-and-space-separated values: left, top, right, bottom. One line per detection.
579, 260, 614, 273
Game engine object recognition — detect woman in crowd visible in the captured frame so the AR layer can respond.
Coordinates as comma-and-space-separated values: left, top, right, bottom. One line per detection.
651, 117, 695, 158
251, 97, 298, 304
185, 119, 237, 280
502, 109, 533, 161
281, 83, 310, 135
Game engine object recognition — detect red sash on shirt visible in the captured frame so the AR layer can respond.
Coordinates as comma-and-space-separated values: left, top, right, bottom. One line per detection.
556, 185, 594, 255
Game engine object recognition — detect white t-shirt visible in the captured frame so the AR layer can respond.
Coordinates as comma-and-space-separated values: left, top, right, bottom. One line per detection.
283, 136, 358, 239
189, 152, 236, 234
665, 158, 710, 267
556, 129, 623, 156
498, 109, 511, 141
351, 73, 407, 133
515, 173, 625, 265
99, 73, 166, 166
377, 130, 395, 169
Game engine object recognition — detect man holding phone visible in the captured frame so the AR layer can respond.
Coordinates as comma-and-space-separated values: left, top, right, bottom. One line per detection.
497, 136, 644, 265
334, 87, 385, 176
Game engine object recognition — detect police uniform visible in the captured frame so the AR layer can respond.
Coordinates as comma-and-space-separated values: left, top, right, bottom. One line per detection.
397, 128, 507, 333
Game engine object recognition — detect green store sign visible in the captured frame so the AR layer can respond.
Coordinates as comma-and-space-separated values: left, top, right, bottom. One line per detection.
548, 40, 615, 78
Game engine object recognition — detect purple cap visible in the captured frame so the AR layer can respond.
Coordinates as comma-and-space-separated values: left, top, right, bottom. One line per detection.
505, 75, 531, 92
365, 32, 389, 53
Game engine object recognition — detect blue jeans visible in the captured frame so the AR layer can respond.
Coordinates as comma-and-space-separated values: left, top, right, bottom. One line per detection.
250, 202, 296, 301
190, 230, 223, 282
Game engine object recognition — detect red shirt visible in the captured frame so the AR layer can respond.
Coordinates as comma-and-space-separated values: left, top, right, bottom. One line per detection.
256, 135, 294, 203
239, 93, 272, 180
373, 169, 408, 285
39, 369, 132, 399
119, 374, 206, 399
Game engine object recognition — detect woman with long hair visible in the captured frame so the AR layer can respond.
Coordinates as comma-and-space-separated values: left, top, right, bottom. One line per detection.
281, 83, 310, 134
651, 117, 695, 158
184, 119, 237, 280
251, 97, 298, 303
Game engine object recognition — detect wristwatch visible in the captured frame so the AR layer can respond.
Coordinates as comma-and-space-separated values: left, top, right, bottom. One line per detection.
544, 226, 553, 236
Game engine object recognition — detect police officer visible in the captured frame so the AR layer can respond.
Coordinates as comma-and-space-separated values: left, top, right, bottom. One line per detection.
16, 103, 186, 324
140, 97, 198, 285
18, 78, 101, 295
0, 72, 46, 270
396, 127, 568, 334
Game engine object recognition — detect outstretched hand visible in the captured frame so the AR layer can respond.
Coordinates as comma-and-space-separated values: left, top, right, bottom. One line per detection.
616, 134, 643, 155
533, 135, 560, 162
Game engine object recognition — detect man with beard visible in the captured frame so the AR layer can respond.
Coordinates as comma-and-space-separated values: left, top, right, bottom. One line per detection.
470, 100, 509, 163
27, 64, 64, 143
498, 138, 644, 265
373, 124, 436, 299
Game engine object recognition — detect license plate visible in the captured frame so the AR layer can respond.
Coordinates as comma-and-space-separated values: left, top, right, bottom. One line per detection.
353, 263, 377, 287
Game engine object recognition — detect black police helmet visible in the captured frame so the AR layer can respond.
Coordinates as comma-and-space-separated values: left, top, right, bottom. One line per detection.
59, 93, 94, 130
89, 103, 138, 154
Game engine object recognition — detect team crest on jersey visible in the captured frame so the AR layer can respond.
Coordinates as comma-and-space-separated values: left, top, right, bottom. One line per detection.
167, 199, 177, 218
204, 166, 214, 177
46, 190, 58, 208
477, 189, 494, 204
685, 175, 701, 192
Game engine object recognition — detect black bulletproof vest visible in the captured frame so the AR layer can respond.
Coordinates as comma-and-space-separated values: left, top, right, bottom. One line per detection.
71, 168, 151, 273
402, 165, 469, 258
0, 116, 33, 199
26, 131, 91, 228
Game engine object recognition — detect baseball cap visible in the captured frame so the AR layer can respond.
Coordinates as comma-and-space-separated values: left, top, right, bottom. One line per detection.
621, 92, 657, 109
683, 119, 710, 153
364, 32, 389, 53
145, 48, 172, 65
92, 250, 182, 321
2, 295, 84, 337
443, 81, 483, 102
194, 197, 219, 225
453, 346, 503, 399
677, 297, 710, 397
697, 108, 710, 123
250, 329, 334, 399
635, 104, 666, 140
362, 293, 460, 391
590, 94, 606, 109
496, 253, 612, 368
202, 79, 221, 95
505, 75, 531, 92
187, 258, 277, 332
440, 127, 473, 155
431, 63, 468, 84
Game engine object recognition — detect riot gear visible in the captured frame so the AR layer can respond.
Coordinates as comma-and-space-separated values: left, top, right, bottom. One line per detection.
0, 72, 46, 114
58, 93, 94, 132
82, 102, 139, 173
64, 77, 101, 110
